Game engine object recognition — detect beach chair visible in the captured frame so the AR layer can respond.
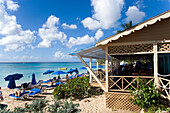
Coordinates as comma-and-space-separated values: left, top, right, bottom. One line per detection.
9, 91, 29, 100
27, 80, 43, 89
46, 82, 64, 88
42, 79, 53, 83
28, 85, 47, 96
77, 73, 84, 78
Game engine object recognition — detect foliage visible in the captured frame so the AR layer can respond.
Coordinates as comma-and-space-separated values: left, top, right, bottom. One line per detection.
117, 21, 133, 33
24, 99, 49, 113
0, 98, 81, 113
98, 59, 104, 65
53, 76, 103, 100
47, 98, 80, 113
13, 107, 25, 113
129, 77, 162, 111
0, 107, 11, 113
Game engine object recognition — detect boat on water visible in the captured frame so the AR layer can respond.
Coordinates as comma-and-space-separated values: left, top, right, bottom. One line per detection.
58, 67, 67, 70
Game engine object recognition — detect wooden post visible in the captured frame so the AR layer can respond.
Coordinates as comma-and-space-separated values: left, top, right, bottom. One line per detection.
105, 46, 109, 92
153, 41, 159, 88
76, 54, 106, 91
111, 56, 113, 74
90, 57, 92, 83
96, 59, 99, 79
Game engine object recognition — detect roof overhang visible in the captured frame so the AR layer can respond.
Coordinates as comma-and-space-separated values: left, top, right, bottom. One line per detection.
96, 10, 170, 46
69, 46, 105, 59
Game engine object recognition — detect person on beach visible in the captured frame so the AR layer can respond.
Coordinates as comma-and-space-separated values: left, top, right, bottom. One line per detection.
14, 88, 25, 97
66, 74, 69, 81
0, 87, 4, 101
58, 75, 61, 79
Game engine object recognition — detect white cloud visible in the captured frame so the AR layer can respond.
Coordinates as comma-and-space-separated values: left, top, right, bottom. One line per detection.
6, 0, 19, 11
37, 15, 67, 48
94, 29, 103, 40
27, 44, 35, 50
82, 0, 124, 30
42, 15, 59, 28
62, 23, 77, 29
81, 17, 101, 30
54, 51, 72, 59
133, 0, 146, 9
14, 55, 39, 60
0, 1, 35, 52
125, 6, 145, 24
67, 35, 95, 48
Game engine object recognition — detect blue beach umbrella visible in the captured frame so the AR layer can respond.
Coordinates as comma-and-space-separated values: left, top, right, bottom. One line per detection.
92, 66, 103, 68
7, 76, 16, 89
79, 67, 87, 69
31, 73, 36, 85
74, 68, 79, 74
4, 73, 23, 89
43, 70, 54, 75
52, 71, 66, 75
67, 68, 75, 74
4, 73, 23, 81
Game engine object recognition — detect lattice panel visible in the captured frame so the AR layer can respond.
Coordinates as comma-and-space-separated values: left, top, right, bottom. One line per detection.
108, 44, 153, 54
105, 92, 141, 111
158, 43, 170, 51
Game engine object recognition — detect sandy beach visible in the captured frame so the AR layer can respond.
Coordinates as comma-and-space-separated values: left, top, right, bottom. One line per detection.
1, 88, 136, 113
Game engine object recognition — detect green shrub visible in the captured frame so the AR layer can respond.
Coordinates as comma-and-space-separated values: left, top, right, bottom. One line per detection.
53, 76, 102, 100
129, 77, 162, 111
47, 98, 80, 113
24, 99, 49, 113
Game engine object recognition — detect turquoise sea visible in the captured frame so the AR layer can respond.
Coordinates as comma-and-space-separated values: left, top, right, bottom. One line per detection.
0, 62, 96, 88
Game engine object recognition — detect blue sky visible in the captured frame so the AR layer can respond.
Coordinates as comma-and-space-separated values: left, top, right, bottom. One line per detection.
0, 0, 169, 62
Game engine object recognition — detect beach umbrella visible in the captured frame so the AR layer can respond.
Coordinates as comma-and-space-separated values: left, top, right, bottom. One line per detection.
74, 68, 79, 74
79, 67, 87, 69
4, 73, 23, 89
4, 73, 23, 81
43, 70, 54, 75
52, 71, 66, 75
31, 73, 36, 85
67, 68, 75, 74
92, 66, 103, 68
7, 76, 16, 89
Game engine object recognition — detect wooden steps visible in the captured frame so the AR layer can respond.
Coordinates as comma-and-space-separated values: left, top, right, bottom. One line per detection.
90, 82, 106, 88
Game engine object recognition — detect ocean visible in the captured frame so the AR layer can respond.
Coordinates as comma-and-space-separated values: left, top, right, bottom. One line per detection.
0, 62, 97, 88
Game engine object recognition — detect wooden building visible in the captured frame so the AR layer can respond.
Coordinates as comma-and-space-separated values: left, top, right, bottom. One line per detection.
69, 10, 170, 111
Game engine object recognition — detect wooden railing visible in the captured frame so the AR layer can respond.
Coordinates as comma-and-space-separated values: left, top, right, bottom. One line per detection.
108, 76, 154, 92
158, 77, 170, 100
93, 70, 106, 83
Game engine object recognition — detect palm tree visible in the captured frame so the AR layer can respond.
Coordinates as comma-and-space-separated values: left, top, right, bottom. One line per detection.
117, 21, 133, 33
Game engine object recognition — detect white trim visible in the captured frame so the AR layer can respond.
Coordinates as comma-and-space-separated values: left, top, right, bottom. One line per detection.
109, 52, 154, 56
158, 51, 170, 54
96, 11, 170, 46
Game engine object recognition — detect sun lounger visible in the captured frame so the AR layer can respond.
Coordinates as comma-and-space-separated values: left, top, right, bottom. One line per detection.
42, 79, 53, 83
46, 82, 64, 88
27, 80, 43, 89
28, 85, 47, 96
9, 91, 29, 100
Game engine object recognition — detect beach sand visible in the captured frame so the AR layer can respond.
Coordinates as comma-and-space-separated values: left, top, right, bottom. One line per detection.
1, 88, 137, 113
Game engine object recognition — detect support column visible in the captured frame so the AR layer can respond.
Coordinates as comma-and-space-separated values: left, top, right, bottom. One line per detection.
105, 46, 109, 92
153, 41, 159, 87
96, 60, 99, 78
111, 56, 113, 74
90, 57, 92, 83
